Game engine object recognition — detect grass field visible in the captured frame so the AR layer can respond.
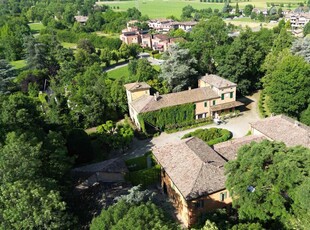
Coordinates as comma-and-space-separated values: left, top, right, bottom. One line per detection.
28, 22, 45, 34
97, 0, 303, 18
10, 60, 27, 69
226, 17, 278, 29
97, 0, 223, 18
107, 64, 160, 79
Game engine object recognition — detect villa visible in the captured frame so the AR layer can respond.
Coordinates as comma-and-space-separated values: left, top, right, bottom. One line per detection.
124, 74, 243, 130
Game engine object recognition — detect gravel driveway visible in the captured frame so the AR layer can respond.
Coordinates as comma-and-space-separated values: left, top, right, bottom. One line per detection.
123, 92, 261, 159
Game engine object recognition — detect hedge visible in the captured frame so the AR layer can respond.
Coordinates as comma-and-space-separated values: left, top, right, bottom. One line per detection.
125, 152, 153, 172
182, 128, 232, 146
125, 165, 161, 187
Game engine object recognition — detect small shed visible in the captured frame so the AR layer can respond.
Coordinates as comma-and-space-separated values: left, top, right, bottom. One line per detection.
72, 158, 129, 188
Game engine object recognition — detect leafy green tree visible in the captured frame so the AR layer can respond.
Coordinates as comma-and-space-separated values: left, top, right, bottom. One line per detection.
136, 58, 158, 82
181, 5, 196, 19
225, 140, 310, 225
77, 39, 96, 54
119, 43, 131, 60
231, 223, 264, 230
68, 63, 113, 127
100, 48, 113, 67
126, 7, 142, 20
96, 120, 134, 152
0, 132, 42, 182
263, 51, 310, 118
0, 17, 31, 60
272, 28, 293, 54
0, 93, 42, 133
216, 28, 273, 95
0, 180, 74, 229
188, 17, 230, 74
90, 186, 175, 230
289, 178, 310, 229
160, 44, 197, 92
107, 78, 128, 115
300, 105, 310, 126
303, 22, 310, 36
243, 4, 254, 17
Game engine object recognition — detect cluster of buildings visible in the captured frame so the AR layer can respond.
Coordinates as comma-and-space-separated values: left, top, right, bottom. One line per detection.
285, 12, 310, 29
124, 74, 244, 130
120, 19, 196, 51
153, 115, 310, 227
124, 74, 310, 227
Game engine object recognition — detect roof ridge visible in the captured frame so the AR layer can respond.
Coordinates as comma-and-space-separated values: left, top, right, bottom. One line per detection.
187, 162, 204, 199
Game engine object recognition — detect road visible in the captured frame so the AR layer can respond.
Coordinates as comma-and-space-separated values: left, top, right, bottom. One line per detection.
122, 92, 261, 159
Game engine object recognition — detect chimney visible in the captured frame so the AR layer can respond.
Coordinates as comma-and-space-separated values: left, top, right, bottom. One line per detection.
188, 86, 191, 90
154, 92, 159, 101
294, 121, 300, 127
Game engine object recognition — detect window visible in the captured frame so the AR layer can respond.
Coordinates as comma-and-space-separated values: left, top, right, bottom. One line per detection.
220, 192, 227, 201
221, 94, 224, 100
195, 200, 204, 208
204, 101, 207, 107
213, 100, 216, 106
230, 92, 233, 98
194, 104, 196, 109
197, 114, 203, 119
230, 108, 233, 112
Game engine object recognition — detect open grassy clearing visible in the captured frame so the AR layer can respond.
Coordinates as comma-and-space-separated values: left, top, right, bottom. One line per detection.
10, 60, 27, 69
28, 22, 45, 34
107, 64, 160, 79
107, 65, 131, 79
61, 42, 77, 49
225, 17, 278, 29
97, 0, 303, 18
97, 0, 223, 18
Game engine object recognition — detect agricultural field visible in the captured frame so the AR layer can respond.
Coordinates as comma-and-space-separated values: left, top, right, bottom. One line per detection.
97, 0, 223, 18
96, 0, 303, 19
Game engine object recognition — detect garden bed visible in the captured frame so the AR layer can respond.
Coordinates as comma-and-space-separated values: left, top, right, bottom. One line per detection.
182, 128, 232, 146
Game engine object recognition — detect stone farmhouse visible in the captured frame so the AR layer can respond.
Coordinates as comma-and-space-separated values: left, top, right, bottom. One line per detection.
124, 74, 244, 130
153, 115, 310, 227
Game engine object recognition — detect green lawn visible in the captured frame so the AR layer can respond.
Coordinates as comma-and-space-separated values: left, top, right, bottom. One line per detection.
61, 42, 77, 49
107, 64, 160, 80
97, 0, 223, 19
97, 0, 303, 18
28, 22, 45, 34
107, 65, 131, 79
10, 60, 27, 69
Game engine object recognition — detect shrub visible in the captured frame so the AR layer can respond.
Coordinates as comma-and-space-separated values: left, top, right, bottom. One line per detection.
182, 128, 232, 146
125, 165, 161, 187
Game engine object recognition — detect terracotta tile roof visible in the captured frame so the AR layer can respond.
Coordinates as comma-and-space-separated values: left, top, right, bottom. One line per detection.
250, 115, 310, 148
210, 101, 244, 111
153, 137, 227, 200
130, 87, 219, 113
200, 74, 237, 89
124, 82, 151, 91
72, 158, 128, 175
213, 135, 267, 161
153, 34, 169, 41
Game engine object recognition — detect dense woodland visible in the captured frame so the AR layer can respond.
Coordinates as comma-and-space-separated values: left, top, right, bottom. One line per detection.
0, 0, 310, 228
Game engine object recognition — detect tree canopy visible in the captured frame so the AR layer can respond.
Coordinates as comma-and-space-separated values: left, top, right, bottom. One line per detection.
225, 140, 310, 229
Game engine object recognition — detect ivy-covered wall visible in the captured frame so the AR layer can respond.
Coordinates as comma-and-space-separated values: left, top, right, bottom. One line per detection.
138, 103, 195, 132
